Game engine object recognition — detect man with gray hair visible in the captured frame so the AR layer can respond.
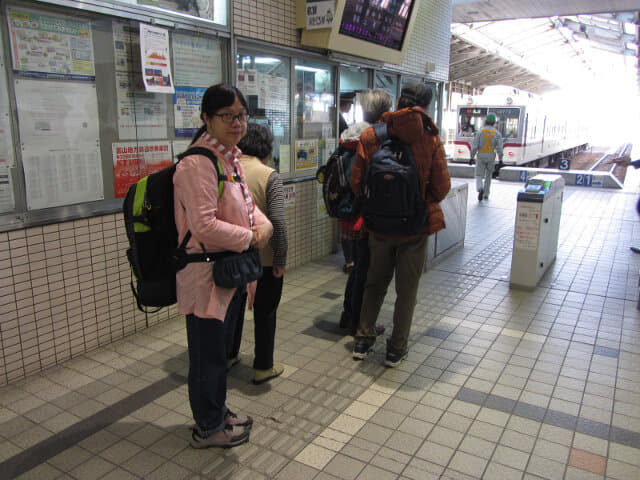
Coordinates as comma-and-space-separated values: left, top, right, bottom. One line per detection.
338, 89, 392, 336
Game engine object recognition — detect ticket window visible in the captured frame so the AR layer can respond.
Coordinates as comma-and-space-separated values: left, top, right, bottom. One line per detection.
339, 66, 370, 133
294, 61, 336, 175
236, 52, 291, 176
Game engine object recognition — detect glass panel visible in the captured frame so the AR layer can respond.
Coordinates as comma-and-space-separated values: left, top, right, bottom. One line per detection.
457, 107, 487, 137
236, 52, 291, 175
488, 107, 521, 138
133, 0, 228, 25
294, 60, 335, 173
339, 66, 369, 134
375, 72, 398, 110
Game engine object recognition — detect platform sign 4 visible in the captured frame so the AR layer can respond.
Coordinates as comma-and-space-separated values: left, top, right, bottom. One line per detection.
575, 173, 593, 186
519, 170, 528, 182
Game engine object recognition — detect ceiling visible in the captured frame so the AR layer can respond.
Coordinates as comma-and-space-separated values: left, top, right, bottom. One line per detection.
449, 0, 640, 94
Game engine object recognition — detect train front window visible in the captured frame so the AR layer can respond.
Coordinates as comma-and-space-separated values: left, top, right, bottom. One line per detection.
457, 107, 487, 136
489, 107, 520, 138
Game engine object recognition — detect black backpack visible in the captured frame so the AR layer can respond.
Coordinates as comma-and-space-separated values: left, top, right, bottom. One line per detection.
123, 146, 229, 315
362, 123, 427, 235
316, 144, 359, 219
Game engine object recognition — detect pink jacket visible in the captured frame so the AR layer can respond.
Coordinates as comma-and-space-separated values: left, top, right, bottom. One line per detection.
173, 135, 271, 320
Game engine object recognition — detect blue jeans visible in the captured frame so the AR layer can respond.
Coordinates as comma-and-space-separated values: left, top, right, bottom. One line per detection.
186, 313, 228, 437
343, 236, 370, 327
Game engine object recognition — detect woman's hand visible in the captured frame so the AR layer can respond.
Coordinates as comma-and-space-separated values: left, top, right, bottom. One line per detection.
250, 222, 273, 249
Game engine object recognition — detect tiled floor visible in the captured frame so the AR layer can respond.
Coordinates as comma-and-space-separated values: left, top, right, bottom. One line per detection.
1, 176, 640, 480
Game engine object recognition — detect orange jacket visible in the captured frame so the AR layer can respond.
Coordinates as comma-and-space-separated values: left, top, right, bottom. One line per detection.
350, 107, 451, 238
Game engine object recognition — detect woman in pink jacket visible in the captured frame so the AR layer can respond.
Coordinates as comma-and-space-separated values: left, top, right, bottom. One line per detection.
173, 84, 272, 448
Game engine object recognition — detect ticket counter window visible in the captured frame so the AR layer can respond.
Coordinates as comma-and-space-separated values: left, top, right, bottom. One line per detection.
294, 61, 335, 174
339, 67, 369, 133
236, 53, 291, 175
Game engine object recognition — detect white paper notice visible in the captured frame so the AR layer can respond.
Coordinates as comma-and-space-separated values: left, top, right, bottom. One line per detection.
116, 71, 167, 140
7, 7, 95, 80
140, 23, 174, 93
113, 21, 141, 73
14, 79, 103, 209
514, 202, 541, 251
14, 79, 99, 150
174, 86, 205, 137
22, 147, 104, 210
172, 33, 221, 87
0, 166, 15, 214
279, 144, 290, 174
259, 74, 288, 111
236, 69, 259, 96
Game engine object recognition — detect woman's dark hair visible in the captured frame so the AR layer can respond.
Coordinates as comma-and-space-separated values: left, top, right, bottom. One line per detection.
397, 82, 432, 110
190, 83, 249, 144
238, 123, 274, 160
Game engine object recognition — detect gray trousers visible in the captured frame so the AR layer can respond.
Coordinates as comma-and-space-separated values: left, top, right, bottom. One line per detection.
356, 234, 428, 352
475, 153, 496, 198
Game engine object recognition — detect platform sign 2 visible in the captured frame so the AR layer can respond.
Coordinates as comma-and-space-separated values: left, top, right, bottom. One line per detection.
575, 173, 593, 186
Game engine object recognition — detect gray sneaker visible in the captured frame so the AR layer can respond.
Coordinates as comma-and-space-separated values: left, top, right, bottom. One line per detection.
353, 341, 371, 360
384, 347, 408, 367
190, 424, 250, 449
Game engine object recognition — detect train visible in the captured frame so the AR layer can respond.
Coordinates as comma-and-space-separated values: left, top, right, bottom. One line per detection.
451, 93, 589, 166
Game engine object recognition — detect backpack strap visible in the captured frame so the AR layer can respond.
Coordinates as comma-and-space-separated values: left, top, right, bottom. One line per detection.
177, 146, 243, 199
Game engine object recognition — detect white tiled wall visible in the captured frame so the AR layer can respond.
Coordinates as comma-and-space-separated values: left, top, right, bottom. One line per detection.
0, 180, 334, 386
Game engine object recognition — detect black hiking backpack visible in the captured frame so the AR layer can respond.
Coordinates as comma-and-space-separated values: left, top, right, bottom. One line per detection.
123, 146, 230, 315
316, 144, 359, 219
362, 123, 427, 235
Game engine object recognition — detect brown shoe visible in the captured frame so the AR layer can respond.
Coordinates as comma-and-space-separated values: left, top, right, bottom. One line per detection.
190, 424, 250, 449
253, 363, 284, 384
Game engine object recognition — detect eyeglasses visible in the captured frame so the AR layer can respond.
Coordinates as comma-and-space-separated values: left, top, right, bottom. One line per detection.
213, 112, 250, 124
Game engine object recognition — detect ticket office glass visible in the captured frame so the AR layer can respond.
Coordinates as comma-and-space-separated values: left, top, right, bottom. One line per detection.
294, 60, 336, 176
236, 51, 291, 175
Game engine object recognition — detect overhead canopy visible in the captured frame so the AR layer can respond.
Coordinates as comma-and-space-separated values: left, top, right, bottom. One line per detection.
449, 0, 639, 94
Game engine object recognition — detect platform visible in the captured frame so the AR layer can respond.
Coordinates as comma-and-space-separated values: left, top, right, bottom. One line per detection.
1, 178, 639, 480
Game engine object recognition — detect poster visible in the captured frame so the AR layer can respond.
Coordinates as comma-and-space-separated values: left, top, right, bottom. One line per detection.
7, 7, 95, 80
283, 184, 296, 205
259, 74, 288, 111
174, 86, 205, 137
22, 148, 103, 210
172, 33, 221, 87
112, 141, 172, 197
116, 71, 167, 139
295, 139, 318, 170
140, 23, 174, 93
113, 21, 140, 73
236, 69, 258, 96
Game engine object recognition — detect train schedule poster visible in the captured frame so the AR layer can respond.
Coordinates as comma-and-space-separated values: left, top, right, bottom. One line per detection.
140, 23, 174, 94
7, 7, 95, 80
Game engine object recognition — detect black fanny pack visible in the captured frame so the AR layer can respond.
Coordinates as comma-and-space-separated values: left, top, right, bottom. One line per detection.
212, 248, 262, 288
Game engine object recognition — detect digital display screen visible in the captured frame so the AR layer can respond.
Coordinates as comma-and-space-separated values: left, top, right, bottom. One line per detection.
339, 0, 415, 51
